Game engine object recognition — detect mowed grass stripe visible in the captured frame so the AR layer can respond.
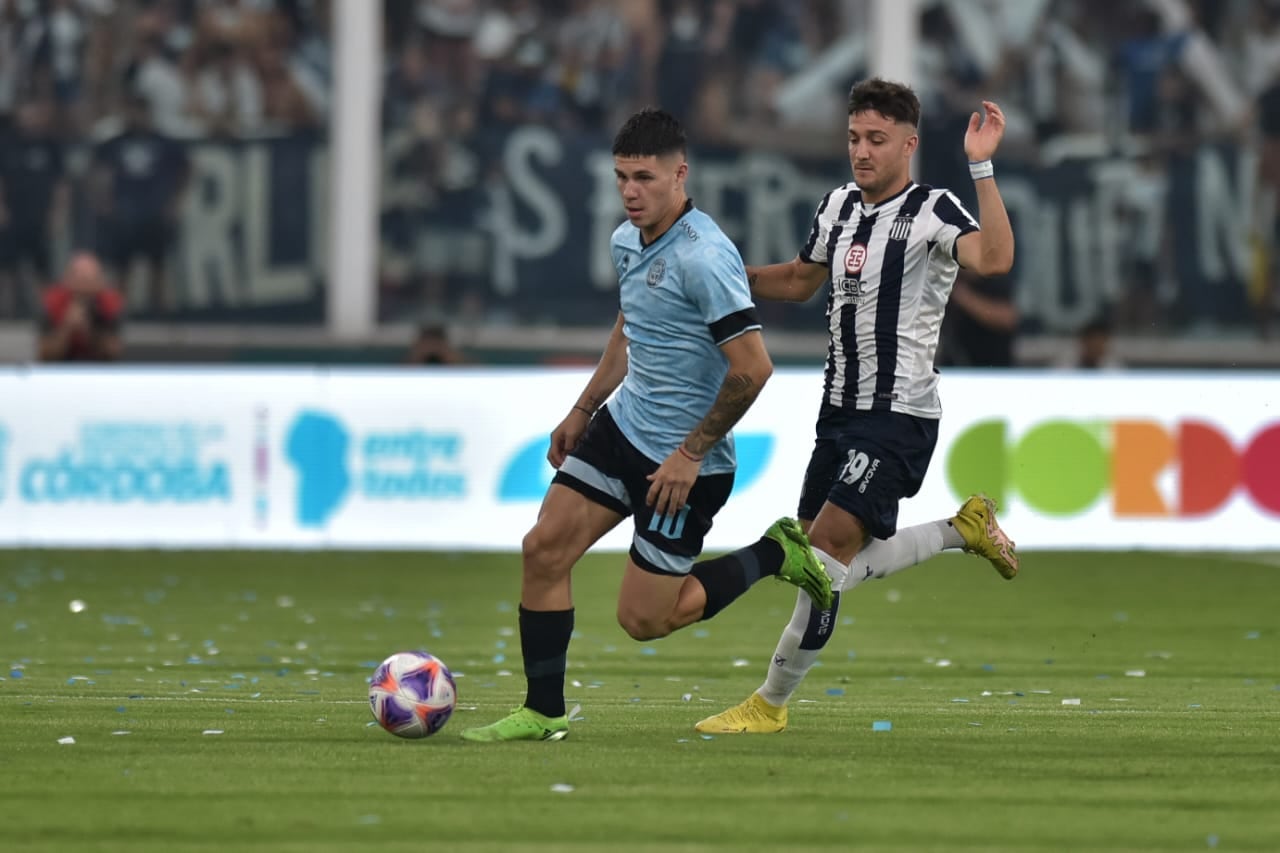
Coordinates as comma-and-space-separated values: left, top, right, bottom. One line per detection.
2, 549, 1277, 852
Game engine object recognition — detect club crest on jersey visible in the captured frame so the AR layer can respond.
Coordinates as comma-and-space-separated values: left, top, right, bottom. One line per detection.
844, 243, 867, 274
646, 258, 667, 287
889, 216, 914, 241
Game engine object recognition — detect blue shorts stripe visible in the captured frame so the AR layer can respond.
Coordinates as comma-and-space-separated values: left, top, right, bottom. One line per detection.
558, 456, 631, 511
631, 537, 693, 576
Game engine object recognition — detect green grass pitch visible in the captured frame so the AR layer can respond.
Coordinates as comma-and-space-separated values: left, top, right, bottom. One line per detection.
2, 548, 1278, 852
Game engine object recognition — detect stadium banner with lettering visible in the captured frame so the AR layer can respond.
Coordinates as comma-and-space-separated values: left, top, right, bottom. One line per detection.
0, 368, 1276, 551
101, 130, 1253, 333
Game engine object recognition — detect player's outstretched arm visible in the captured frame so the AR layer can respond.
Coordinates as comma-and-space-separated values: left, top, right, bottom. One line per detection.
746, 257, 828, 303
955, 101, 1014, 277
548, 312, 628, 468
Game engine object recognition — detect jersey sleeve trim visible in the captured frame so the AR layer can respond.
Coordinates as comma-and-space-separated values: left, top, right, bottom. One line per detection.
932, 191, 979, 261
708, 307, 762, 346
933, 191, 980, 233
799, 190, 835, 264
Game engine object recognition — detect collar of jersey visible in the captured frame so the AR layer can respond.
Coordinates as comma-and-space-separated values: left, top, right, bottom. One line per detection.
638, 198, 695, 250
860, 181, 916, 211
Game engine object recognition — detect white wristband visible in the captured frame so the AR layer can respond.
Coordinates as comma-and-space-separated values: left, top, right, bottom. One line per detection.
969, 160, 994, 181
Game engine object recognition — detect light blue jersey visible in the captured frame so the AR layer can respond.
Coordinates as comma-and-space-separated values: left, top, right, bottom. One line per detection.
607, 202, 761, 475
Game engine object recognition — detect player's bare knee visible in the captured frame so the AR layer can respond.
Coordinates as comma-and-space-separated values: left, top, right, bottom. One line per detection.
616, 607, 671, 641
808, 523, 868, 565
521, 526, 572, 585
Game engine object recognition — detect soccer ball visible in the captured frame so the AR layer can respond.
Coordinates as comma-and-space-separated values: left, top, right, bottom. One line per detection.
368, 651, 457, 739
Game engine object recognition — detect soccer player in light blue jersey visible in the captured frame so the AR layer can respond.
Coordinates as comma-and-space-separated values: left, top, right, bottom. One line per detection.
462, 108, 833, 743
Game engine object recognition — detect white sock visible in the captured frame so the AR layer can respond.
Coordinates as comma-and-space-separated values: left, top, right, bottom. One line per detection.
842, 521, 951, 592
756, 589, 812, 706
757, 547, 845, 707
755, 524, 955, 707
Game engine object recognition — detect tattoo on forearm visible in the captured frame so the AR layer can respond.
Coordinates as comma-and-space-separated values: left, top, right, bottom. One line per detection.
747, 272, 759, 290
684, 373, 760, 457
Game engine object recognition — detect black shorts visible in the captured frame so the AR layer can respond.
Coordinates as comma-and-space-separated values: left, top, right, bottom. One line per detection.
552, 406, 734, 576
796, 404, 939, 539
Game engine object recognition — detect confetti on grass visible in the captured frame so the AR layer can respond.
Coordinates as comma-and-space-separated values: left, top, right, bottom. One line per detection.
872, 721, 892, 732
57, 736, 75, 745
550, 784, 575, 794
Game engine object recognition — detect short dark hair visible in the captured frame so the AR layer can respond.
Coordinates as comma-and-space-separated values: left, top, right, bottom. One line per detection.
847, 78, 921, 127
611, 107, 687, 158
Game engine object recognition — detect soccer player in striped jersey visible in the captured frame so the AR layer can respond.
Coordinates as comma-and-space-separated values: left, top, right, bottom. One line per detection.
694, 79, 1020, 734
462, 108, 832, 743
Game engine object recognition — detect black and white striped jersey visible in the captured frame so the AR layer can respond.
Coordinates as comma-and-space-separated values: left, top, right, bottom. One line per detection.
800, 181, 979, 418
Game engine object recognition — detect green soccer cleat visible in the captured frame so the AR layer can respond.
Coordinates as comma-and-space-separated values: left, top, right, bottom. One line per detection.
952, 494, 1019, 579
694, 692, 788, 734
765, 517, 833, 610
460, 706, 569, 743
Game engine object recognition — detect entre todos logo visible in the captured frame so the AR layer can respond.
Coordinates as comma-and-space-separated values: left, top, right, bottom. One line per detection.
947, 419, 1280, 517
285, 410, 466, 527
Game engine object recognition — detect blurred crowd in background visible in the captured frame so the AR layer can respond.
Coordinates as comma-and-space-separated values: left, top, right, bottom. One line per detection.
0, 0, 1278, 365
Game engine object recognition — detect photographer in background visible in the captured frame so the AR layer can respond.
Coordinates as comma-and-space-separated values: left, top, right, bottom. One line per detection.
37, 251, 123, 362
1055, 313, 1124, 370
405, 322, 462, 365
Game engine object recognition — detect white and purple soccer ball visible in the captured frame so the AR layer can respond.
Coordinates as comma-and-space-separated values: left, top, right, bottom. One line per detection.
368, 651, 457, 739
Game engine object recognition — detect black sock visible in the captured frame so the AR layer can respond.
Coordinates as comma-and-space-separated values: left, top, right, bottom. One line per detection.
519, 605, 573, 718
688, 536, 785, 621
799, 591, 841, 650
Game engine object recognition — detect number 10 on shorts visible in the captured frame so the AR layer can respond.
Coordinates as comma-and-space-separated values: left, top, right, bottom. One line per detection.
648, 506, 691, 540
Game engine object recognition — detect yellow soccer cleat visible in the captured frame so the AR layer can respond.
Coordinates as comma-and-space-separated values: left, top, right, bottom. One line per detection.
952, 494, 1019, 579
694, 692, 788, 734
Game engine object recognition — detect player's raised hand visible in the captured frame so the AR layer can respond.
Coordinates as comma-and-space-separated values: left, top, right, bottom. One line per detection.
964, 101, 1006, 163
